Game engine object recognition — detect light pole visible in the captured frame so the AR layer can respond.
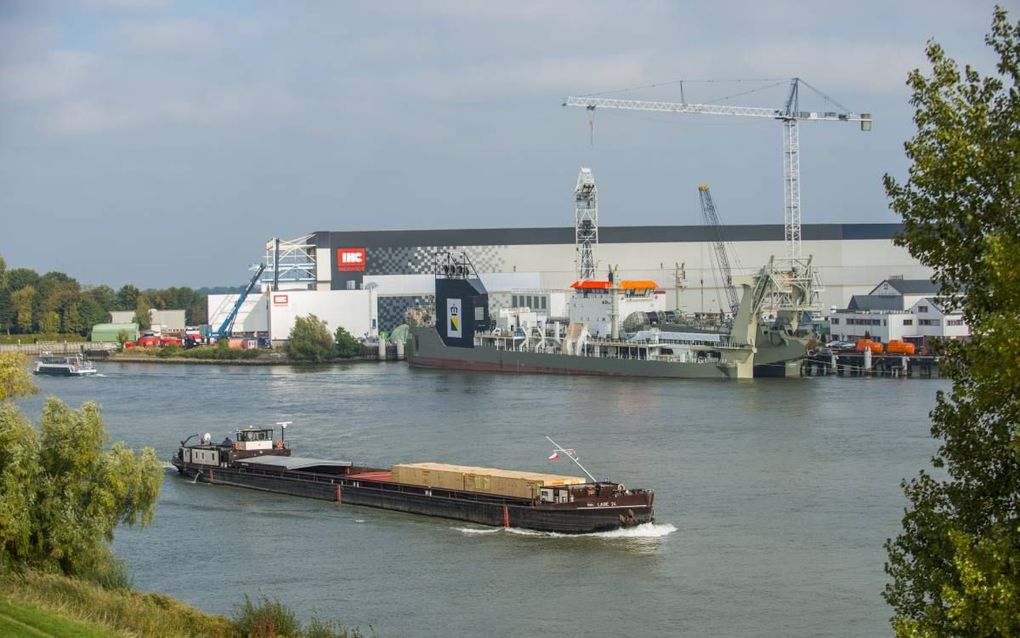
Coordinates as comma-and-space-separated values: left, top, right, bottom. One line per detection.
364, 282, 379, 340
276, 421, 291, 448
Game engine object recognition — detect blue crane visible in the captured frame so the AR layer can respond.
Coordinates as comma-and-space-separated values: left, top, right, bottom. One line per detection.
212, 263, 266, 340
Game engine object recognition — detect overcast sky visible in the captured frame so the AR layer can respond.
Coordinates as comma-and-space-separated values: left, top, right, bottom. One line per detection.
0, 0, 1013, 288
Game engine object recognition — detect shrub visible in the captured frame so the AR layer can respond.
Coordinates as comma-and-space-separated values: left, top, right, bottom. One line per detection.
233, 593, 301, 638
334, 327, 362, 359
286, 315, 336, 362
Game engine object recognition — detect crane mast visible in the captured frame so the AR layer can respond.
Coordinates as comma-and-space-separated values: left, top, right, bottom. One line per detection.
697, 185, 740, 315
564, 78, 871, 259
574, 167, 599, 280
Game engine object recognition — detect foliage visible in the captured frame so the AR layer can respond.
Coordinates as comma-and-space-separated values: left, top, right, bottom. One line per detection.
286, 314, 336, 362
882, 8, 1020, 637
334, 326, 363, 359
0, 352, 36, 401
233, 594, 372, 638
0, 569, 236, 638
0, 258, 210, 336
158, 345, 260, 360
233, 594, 301, 638
117, 329, 131, 346
134, 295, 152, 330
0, 356, 163, 581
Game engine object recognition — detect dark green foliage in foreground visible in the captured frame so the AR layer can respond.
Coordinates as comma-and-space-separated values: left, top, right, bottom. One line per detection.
286, 314, 337, 362
0, 355, 163, 586
882, 7, 1020, 636
334, 326, 363, 359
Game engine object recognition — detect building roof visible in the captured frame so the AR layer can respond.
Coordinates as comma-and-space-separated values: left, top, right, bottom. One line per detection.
236, 455, 352, 471
870, 279, 939, 295
848, 295, 905, 312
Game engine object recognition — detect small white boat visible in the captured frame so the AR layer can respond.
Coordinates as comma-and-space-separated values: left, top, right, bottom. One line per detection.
33, 353, 98, 377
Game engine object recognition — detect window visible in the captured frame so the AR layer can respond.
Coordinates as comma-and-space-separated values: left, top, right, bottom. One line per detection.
903, 319, 913, 326
872, 319, 881, 326
947, 319, 964, 326
831, 318, 840, 325
918, 305, 929, 313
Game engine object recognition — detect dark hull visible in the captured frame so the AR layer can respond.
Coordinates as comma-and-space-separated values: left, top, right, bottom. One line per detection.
408, 327, 741, 379
173, 462, 653, 534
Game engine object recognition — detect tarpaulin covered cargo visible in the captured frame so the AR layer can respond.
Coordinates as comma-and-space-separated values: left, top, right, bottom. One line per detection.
391, 462, 586, 499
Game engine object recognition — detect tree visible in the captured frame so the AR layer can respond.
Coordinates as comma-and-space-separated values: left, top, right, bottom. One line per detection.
334, 326, 362, 358
0, 353, 36, 401
5, 268, 39, 293
285, 314, 336, 362
882, 8, 1020, 637
0, 355, 162, 582
37, 310, 59, 334
10, 285, 36, 333
133, 295, 152, 331
116, 285, 140, 311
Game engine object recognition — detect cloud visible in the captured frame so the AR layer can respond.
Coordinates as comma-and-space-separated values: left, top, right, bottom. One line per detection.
83, 0, 171, 9
0, 50, 95, 102
120, 18, 217, 51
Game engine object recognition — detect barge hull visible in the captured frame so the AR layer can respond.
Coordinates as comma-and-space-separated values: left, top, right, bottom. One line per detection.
177, 465, 652, 534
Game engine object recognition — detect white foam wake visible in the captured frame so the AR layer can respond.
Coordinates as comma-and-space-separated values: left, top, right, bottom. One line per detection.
454, 522, 677, 540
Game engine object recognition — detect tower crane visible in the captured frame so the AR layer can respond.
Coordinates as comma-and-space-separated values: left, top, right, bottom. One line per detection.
564, 78, 872, 259
698, 185, 740, 315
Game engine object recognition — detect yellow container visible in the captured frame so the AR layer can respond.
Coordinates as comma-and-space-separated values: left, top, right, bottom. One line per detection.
391, 462, 585, 498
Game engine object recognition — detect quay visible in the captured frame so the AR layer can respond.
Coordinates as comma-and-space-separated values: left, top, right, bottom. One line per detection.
801, 350, 940, 379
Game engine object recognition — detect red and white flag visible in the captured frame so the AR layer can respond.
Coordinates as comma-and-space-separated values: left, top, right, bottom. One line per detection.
548, 451, 560, 461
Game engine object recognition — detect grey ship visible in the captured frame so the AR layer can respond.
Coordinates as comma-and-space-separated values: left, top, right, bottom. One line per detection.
407, 253, 817, 380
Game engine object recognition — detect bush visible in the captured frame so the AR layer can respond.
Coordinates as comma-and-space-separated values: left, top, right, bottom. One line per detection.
286, 315, 336, 362
233, 593, 301, 638
334, 327, 362, 359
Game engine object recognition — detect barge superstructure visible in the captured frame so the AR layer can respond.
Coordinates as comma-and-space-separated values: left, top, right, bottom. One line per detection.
171, 427, 654, 534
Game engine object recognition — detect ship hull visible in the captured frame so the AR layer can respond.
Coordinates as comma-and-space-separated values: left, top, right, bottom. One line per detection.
173, 462, 653, 534
408, 327, 742, 379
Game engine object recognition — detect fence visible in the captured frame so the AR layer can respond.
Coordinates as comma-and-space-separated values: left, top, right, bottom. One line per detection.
0, 342, 119, 355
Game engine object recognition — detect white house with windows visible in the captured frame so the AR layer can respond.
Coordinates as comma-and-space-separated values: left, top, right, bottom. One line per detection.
828, 279, 970, 344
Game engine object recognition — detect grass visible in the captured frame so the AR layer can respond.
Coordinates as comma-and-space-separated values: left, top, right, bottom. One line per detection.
0, 570, 373, 638
0, 570, 234, 638
0, 596, 111, 637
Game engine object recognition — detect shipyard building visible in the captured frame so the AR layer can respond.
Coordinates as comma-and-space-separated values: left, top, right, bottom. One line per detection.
208, 223, 932, 339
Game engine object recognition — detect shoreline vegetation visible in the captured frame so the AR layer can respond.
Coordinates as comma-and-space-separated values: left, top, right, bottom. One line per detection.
0, 352, 373, 638
0, 570, 372, 638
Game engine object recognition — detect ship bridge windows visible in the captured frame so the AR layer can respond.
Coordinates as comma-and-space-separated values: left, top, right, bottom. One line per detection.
237, 429, 273, 442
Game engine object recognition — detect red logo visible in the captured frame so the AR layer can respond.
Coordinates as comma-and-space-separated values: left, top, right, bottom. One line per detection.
337, 248, 366, 271
273, 294, 289, 306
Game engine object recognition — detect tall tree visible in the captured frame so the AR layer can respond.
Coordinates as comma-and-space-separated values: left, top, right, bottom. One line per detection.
4, 268, 39, 293
116, 284, 140, 311
883, 8, 1020, 637
133, 296, 152, 331
10, 286, 36, 333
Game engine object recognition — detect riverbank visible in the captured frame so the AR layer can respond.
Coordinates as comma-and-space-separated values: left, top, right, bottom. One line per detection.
107, 351, 382, 365
0, 570, 233, 638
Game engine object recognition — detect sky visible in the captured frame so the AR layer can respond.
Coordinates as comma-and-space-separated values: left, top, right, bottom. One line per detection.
0, 0, 1014, 288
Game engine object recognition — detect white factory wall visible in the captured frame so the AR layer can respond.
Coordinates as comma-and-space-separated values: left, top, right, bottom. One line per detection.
208, 290, 377, 340
267, 289, 376, 341
363, 272, 542, 297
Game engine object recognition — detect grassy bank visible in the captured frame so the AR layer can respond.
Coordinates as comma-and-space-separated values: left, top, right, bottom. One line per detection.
0, 334, 87, 345
0, 571, 373, 637
0, 570, 233, 637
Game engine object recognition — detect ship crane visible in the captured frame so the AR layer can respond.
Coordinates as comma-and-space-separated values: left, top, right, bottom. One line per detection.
564, 78, 872, 259
698, 185, 740, 315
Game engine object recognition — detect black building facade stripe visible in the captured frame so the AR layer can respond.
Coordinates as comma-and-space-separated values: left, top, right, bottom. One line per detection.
314, 223, 902, 249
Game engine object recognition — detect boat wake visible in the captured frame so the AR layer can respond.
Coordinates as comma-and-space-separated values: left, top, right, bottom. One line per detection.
455, 522, 676, 540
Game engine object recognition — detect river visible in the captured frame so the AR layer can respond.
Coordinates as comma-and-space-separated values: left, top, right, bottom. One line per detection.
21, 362, 944, 637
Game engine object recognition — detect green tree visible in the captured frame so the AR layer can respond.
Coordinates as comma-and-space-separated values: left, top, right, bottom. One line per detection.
0, 355, 162, 582
882, 8, 1020, 637
334, 326, 362, 358
133, 296, 151, 331
286, 314, 336, 362
0, 353, 36, 401
10, 285, 36, 333
115, 285, 140, 311
37, 310, 60, 334
5, 268, 39, 293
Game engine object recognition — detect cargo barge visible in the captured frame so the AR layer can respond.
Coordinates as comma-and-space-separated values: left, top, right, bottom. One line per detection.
171, 427, 654, 534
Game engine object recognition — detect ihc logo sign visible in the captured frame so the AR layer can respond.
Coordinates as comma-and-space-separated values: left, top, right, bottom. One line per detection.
337, 248, 366, 272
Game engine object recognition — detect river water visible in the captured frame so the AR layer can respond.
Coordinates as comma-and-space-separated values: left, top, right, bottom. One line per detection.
21, 362, 945, 637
